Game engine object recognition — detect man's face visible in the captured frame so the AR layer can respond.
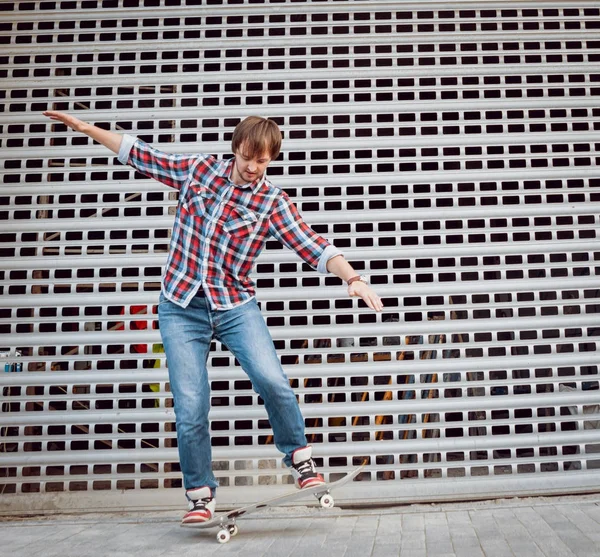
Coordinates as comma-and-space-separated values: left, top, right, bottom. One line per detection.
231, 144, 271, 185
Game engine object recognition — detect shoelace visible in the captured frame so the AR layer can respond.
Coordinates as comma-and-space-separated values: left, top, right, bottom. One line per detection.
295, 459, 315, 475
192, 497, 213, 510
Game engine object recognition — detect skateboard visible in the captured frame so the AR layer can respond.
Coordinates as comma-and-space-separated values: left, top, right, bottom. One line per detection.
183, 464, 365, 543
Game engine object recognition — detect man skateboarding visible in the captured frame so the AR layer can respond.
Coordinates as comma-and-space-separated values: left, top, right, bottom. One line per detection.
43, 110, 383, 524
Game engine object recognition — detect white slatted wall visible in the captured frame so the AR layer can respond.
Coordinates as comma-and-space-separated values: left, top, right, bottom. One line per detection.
1, 0, 600, 512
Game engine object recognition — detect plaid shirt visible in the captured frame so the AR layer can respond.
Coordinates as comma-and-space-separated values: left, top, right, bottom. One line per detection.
118, 135, 342, 310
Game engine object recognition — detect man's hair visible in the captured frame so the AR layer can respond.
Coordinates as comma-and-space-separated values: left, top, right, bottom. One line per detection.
231, 116, 282, 160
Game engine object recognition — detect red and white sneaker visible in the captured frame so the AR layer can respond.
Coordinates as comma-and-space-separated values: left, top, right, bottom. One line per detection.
182, 486, 216, 524
290, 446, 325, 489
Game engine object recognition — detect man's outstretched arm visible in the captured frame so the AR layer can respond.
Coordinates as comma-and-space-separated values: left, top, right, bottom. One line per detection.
268, 191, 384, 312
43, 111, 197, 191
43, 110, 123, 154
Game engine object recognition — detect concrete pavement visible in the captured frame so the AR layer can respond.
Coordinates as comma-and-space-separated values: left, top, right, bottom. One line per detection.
2, 493, 600, 557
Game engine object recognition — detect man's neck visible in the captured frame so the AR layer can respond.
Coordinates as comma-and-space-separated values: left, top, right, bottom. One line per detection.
230, 165, 245, 186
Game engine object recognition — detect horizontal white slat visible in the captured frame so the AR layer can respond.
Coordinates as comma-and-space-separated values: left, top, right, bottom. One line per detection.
3, 427, 600, 468
1, 312, 597, 345
0, 239, 596, 269
1, 274, 598, 309
3, 1, 598, 25
5, 30, 599, 58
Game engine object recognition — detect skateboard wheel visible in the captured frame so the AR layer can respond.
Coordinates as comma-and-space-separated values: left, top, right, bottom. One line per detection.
217, 529, 231, 544
319, 494, 334, 509
228, 524, 239, 537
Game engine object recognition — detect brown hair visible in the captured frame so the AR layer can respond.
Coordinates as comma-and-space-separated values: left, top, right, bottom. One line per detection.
231, 116, 282, 160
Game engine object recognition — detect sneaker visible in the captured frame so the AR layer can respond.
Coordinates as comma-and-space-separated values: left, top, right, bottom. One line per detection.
290, 446, 325, 489
182, 486, 216, 524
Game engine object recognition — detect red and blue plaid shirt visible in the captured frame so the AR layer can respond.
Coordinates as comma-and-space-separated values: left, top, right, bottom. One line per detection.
119, 135, 342, 310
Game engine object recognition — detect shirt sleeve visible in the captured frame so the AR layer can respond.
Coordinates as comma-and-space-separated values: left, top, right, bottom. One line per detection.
268, 191, 343, 273
117, 134, 200, 191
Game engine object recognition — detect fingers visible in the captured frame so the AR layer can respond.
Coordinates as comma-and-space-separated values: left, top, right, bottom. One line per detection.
43, 110, 67, 120
365, 294, 384, 312
43, 110, 64, 122
363, 295, 383, 312
42, 111, 78, 130
348, 285, 384, 312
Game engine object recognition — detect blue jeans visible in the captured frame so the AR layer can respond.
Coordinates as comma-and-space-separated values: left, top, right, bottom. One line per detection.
158, 292, 307, 493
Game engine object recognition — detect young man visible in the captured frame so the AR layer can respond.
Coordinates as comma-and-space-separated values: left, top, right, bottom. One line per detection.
43, 111, 383, 523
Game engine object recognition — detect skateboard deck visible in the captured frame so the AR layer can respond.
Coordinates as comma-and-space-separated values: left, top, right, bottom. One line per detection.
183, 464, 365, 543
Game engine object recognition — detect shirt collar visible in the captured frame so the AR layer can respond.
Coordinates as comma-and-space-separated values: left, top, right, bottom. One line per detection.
219, 157, 266, 194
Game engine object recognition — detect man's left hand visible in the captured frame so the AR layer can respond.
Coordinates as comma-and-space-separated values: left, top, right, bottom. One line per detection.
348, 281, 384, 312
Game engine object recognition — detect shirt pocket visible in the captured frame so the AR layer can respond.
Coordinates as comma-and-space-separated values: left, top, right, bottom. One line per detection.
223, 205, 259, 240
183, 188, 214, 217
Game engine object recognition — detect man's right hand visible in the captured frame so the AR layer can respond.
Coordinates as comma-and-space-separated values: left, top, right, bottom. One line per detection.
42, 110, 123, 155
43, 110, 87, 133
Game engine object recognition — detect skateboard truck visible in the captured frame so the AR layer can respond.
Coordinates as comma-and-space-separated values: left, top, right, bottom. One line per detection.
316, 489, 335, 509
216, 520, 239, 544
